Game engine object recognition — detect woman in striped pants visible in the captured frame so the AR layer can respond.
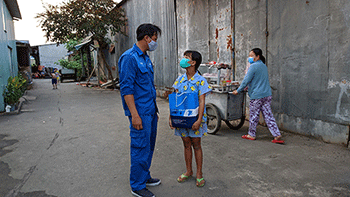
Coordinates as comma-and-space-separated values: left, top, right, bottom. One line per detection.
232, 48, 284, 144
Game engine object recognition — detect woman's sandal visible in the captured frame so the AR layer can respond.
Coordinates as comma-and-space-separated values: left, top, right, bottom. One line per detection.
177, 173, 192, 183
272, 135, 285, 144
242, 134, 255, 140
196, 178, 205, 187
272, 138, 285, 144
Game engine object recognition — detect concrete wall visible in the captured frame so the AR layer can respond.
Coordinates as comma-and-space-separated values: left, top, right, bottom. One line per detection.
265, 0, 350, 144
114, 0, 178, 93
234, 0, 267, 81
37, 43, 67, 70
177, 0, 210, 64
235, 0, 350, 145
0, 0, 19, 111
177, 0, 233, 79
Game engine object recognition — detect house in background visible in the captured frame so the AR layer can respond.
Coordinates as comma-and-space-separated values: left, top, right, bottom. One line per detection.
36, 43, 67, 71
0, 0, 21, 112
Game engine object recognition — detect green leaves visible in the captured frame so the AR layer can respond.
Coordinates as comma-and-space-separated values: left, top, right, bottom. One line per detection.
36, 0, 126, 45
3, 75, 27, 105
56, 59, 80, 70
55, 59, 84, 78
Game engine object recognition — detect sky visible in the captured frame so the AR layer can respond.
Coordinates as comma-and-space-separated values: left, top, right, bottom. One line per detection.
14, 0, 122, 46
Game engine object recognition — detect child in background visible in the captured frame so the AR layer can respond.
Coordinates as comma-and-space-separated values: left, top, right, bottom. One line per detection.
51, 70, 57, 89
54, 68, 60, 84
169, 50, 212, 187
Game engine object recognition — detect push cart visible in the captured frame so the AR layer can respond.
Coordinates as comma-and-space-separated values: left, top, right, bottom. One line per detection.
201, 64, 247, 134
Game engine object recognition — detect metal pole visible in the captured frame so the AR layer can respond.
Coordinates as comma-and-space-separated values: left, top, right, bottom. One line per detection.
80, 48, 85, 79
232, 0, 235, 81
97, 48, 100, 85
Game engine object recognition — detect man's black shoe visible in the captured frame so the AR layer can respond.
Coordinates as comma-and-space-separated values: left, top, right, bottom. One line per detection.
131, 188, 155, 197
146, 178, 161, 186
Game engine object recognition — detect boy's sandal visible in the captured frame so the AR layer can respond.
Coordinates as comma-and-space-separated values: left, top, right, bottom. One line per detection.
196, 178, 205, 187
177, 173, 191, 183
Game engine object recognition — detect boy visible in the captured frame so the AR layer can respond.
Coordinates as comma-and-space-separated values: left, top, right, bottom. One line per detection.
51, 70, 57, 89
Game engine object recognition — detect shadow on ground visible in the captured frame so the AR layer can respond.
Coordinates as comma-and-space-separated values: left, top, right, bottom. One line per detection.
0, 134, 56, 197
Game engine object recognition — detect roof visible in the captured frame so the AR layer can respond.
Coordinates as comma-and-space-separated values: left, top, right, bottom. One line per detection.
4, 0, 21, 19
74, 35, 93, 50
116, 0, 127, 7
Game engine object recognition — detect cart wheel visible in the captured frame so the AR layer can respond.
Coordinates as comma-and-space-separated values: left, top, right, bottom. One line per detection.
206, 103, 221, 134
225, 116, 245, 130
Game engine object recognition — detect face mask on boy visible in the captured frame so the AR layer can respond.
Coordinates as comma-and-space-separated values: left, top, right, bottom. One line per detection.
180, 58, 191, 68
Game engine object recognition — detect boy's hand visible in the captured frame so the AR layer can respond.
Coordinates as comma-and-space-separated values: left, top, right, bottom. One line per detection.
192, 120, 201, 131
169, 117, 174, 129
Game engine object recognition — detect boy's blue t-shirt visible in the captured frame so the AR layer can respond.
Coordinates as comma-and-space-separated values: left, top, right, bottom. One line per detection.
172, 71, 212, 122
172, 71, 212, 96
236, 60, 272, 100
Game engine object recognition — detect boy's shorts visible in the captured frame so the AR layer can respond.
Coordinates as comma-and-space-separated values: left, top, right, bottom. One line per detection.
174, 122, 208, 138
52, 78, 57, 84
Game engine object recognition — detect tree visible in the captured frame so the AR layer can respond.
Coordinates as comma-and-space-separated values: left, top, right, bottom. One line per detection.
36, 0, 126, 86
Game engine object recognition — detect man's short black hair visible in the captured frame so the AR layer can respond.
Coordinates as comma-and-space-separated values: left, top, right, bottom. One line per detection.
136, 23, 162, 41
184, 50, 202, 71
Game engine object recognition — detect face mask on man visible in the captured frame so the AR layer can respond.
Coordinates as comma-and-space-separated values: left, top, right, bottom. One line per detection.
180, 58, 191, 68
148, 40, 158, 51
248, 57, 255, 64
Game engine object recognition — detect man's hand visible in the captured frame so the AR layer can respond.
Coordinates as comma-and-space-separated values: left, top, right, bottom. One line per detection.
132, 115, 143, 130
124, 95, 143, 130
232, 90, 238, 95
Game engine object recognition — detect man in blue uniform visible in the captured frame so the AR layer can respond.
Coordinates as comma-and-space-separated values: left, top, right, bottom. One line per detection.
118, 23, 161, 197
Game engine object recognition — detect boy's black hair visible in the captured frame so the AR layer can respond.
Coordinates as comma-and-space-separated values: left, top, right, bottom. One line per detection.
184, 50, 202, 71
136, 23, 162, 41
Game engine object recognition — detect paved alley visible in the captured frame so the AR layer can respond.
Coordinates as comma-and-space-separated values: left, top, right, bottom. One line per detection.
0, 79, 349, 197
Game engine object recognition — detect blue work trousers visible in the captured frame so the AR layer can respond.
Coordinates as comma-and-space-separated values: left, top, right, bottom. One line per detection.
128, 113, 158, 191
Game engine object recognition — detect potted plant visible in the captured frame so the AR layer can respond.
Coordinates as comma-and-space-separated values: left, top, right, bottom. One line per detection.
3, 75, 27, 112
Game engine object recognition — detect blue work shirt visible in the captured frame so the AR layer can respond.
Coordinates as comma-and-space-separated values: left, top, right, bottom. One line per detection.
118, 44, 158, 116
236, 60, 272, 99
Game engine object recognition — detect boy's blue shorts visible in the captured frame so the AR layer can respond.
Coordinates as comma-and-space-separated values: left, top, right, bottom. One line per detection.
52, 78, 57, 84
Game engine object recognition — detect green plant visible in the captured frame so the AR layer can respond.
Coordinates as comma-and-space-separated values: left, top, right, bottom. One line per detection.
55, 59, 82, 77
3, 74, 27, 105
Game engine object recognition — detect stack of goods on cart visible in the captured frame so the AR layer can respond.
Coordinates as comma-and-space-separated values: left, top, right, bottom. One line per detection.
201, 61, 240, 92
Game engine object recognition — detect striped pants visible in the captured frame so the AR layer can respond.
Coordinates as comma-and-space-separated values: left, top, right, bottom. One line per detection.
248, 96, 281, 138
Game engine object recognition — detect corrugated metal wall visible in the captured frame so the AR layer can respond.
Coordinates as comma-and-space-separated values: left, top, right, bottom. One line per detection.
177, 0, 210, 64
234, 0, 266, 82
113, 0, 178, 90
208, 0, 233, 65
177, 0, 233, 68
